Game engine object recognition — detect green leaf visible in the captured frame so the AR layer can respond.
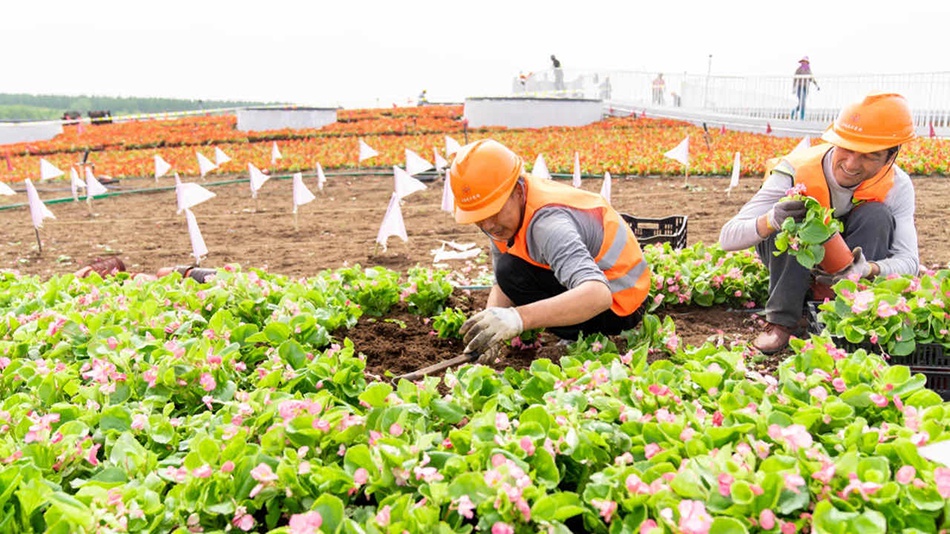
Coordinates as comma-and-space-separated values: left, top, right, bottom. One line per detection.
708, 516, 749, 534
530, 492, 586, 522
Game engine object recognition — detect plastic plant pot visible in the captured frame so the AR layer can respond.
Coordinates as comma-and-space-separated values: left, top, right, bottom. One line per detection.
819, 232, 853, 274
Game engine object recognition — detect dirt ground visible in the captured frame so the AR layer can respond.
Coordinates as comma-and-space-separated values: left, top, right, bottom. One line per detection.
2, 173, 948, 379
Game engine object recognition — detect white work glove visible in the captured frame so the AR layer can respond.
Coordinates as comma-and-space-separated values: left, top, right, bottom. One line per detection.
815, 247, 871, 285
460, 307, 524, 364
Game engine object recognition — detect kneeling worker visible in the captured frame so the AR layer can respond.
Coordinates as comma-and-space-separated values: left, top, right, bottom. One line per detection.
719, 92, 920, 354
450, 139, 651, 363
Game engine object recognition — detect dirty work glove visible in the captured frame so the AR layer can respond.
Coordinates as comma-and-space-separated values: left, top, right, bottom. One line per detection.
460, 307, 523, 363
767, 199, 807, 232
814, 247, 871, 285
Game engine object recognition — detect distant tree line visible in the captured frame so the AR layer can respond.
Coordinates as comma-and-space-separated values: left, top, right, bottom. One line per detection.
0, 93, 277, 121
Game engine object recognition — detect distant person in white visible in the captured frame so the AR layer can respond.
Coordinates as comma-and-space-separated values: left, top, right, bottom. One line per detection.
719, 92, 919, 354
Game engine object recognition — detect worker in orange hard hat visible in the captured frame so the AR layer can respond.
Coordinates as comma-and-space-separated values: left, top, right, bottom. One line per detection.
448, 139, 651, 363
720, 91, 920, 354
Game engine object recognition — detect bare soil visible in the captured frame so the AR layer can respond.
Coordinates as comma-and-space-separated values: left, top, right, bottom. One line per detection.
2, 173, 948, 378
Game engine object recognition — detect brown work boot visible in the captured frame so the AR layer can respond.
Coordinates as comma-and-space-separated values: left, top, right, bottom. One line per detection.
753, 322, 795, 355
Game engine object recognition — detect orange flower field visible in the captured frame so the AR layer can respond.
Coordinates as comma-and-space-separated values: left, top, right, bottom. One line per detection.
1, 105, 948, 183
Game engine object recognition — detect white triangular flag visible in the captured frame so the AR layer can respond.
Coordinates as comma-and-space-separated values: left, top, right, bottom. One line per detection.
316, 163, 327, 191
441, 172, 454, 213
271, 142, 282, 164
196, 152, 217, 178
919, 440, 950, 466
445, 136, 461, 156
434, 148, 448, 171
154, 155, 172, 180
184, 208, 208, 264
84, 167, 108, 197
532, 154, 551, 180
248, 163, 270, 198
572, 152, 582, 188
214, 147, 231, 166
664, 136, 690, 166
175, 173, 216, 214
39, 158, 64, 181
728, 152, 742, 190
0, 181, 15, 196
292, 172, 316, 209
376, 192, 408, 251
791, 136, 811, 154
359, 139, 378, 162
600, 171, 612, 203
69, 167, 85, 201
393, 166, 427, 200
24, 179, 55, 228
405, 149, 434, 176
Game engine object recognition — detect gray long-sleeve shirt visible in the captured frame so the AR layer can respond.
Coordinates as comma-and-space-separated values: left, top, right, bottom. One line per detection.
719, 149, 919, 276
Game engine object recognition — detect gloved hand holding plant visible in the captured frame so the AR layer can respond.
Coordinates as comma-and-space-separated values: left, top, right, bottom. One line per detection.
772, 185, 843, 270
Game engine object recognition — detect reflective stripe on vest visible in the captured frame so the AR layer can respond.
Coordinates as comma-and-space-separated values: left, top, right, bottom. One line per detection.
768, 143, 894, 208
495, 175, 651, 315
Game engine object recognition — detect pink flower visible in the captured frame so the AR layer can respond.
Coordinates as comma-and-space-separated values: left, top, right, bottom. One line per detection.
591, 499, 617, 523
491, 522, 515, 534
389, 423, 403, 437
759, 509, 776, 530
678, 500, 711, 534
876, 301, 897, 318
200, 373, 216, 392
232, 507, 255, 531
495, 413, 510, 431
717, 472, 734, 496
353, 467, 368, 485
935, 467, 950, 498
626, 473, 651, 494
375, 505, 391, 526
288, 511, 323, 534
455, 495, 475, 519
221, 461, 235, 473
519, 436, 536, 456
644, 443, 662, 459
86, 442, 101, 466
193, 465, 212, 479
784, 473, 806, 493
896, 465, 916, 484
781, 522, 797, 534
869, 394, 888, 407
249, 462, 277, 498
640, 519, 659, 533
832, 377, 847, 393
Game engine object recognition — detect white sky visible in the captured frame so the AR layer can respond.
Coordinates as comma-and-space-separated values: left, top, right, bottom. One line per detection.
3, 0, 948, 108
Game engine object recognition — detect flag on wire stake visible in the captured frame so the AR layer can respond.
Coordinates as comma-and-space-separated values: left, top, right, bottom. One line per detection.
39, 158, 64, 181
175, 173, 216, 214
154, 155, 172, 181
394, 166, 427, 200
433, 147, 448, 175
405, 149, 434, 176
0, 180, 15, 196
84, 167, 108, 215
441, 172, 454, 213
24, 178, 55, 253
292, 172, 316, 231
214, 147, 231, 166
70, 167, 84, 201
248, 163, 270, 201
375, 192, 408, 253
358, 139, 378, 164
271, 142, 282, 165
315, 163, 327, 191
600, 171, 612, 204
663, 136, 690, 185
727, 152, 741, 195
184, 208, 208, 266
572, 152, 582, 188
532, 153, 551, 180
791, 136, 811, 154
196, 152, 216, 179
445, 135, 461, 156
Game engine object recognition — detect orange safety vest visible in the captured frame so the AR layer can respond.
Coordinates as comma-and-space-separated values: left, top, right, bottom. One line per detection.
766, 144, 894, 208
494, 176, 651, 316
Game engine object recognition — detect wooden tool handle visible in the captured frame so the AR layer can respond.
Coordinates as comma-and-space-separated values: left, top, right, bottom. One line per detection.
393, 352, 478, 382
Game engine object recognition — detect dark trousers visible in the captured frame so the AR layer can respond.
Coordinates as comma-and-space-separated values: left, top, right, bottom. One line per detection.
755, 202, 894, 328
495, 253, 644, 340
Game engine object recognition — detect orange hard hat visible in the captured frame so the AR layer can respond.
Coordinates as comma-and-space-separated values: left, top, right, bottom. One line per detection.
821, 92, 915, 153
449, 139, 523, 224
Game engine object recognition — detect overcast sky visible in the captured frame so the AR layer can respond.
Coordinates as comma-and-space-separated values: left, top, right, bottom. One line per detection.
3, 0, 948, 108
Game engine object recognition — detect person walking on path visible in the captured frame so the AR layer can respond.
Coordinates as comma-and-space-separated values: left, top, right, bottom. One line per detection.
551, 55, 564, 91
449, 139, 651, 363
791, 56, 820, 120
719, 92, 919, 354
652, 73, 666, 105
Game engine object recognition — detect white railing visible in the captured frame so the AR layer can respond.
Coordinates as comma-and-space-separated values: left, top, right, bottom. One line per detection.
513, 69, 950, 128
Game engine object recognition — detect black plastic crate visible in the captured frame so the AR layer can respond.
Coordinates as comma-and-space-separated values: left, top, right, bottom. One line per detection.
807, 301, 950, 400
621, 214, 688, 250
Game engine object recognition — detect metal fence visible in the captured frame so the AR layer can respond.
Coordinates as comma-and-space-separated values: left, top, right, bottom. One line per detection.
513, 69, 950, 128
